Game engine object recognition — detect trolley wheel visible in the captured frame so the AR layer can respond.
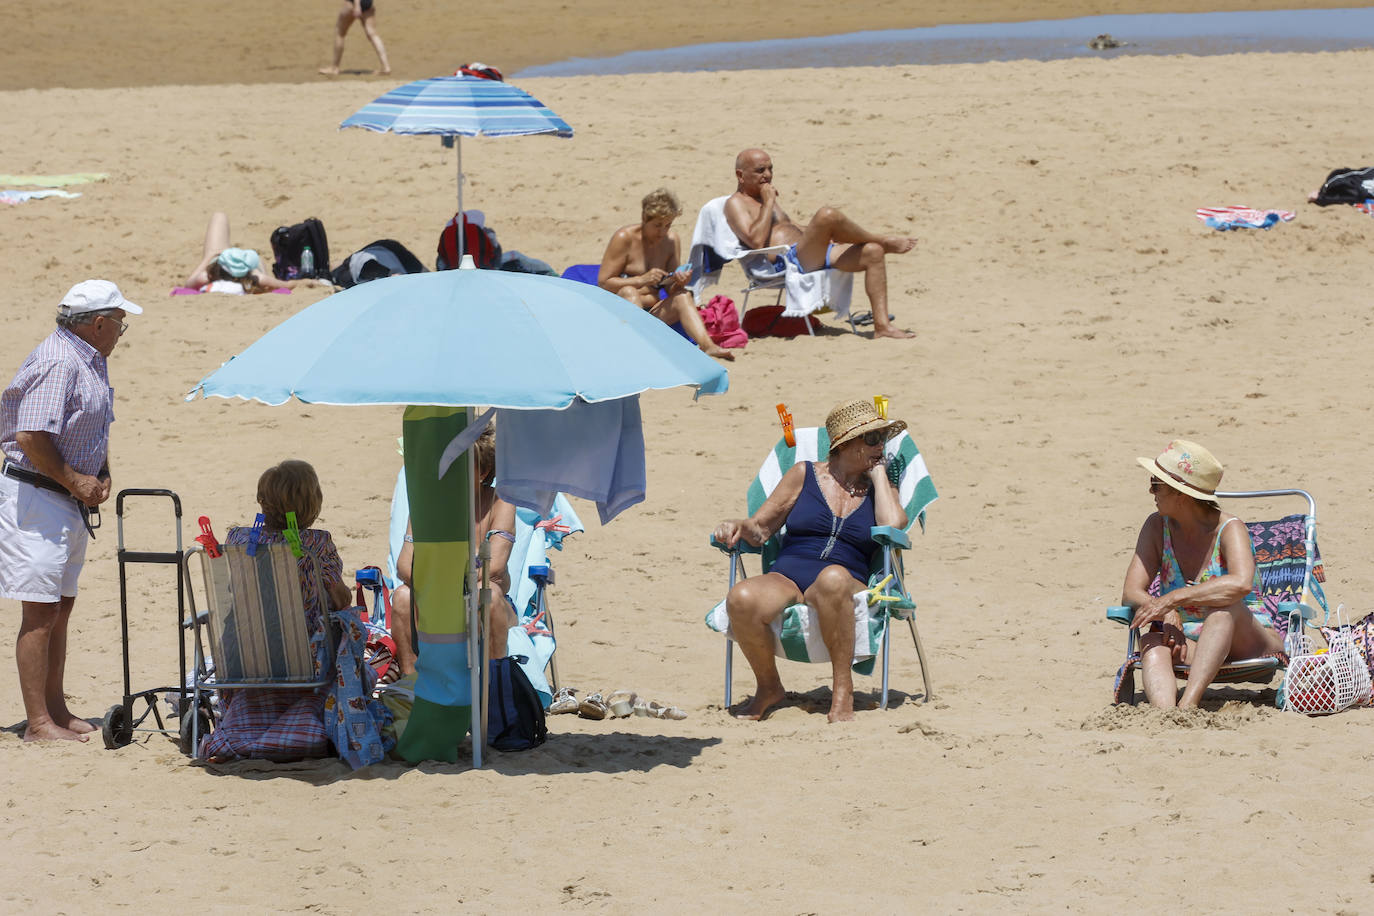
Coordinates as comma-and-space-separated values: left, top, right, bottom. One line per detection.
179, 707, 213, 756
101, 704, 132, 749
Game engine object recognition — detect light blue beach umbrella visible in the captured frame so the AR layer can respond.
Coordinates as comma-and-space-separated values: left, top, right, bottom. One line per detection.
186, 266, 727, 407
187, 264, 727, 768
340, 74, 573, 257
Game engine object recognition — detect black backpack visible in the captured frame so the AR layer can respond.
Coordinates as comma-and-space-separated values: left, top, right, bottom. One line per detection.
1311, 167, 1374, 206
487, 655, 547, 751
270, 218, 331, 280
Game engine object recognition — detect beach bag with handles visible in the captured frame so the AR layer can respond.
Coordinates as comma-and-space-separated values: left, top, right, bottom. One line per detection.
1281, 604, 1373, 715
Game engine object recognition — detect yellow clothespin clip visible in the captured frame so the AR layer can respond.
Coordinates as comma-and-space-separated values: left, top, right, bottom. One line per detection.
873, 395, 889, 419
865, 573, 900, 604
284, 511, 304, 559
777, 402, 795, 447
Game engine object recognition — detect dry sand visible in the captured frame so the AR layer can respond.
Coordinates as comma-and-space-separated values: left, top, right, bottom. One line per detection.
3, 2, 1374, 913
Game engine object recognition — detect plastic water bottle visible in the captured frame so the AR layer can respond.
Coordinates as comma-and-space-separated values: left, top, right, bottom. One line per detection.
300, 246, 315, 278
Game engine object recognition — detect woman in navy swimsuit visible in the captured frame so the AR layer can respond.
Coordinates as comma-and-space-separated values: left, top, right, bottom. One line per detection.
713, 399, 908, 723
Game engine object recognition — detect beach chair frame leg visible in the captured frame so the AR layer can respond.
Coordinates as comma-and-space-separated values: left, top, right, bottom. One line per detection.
880, 616, 891, 709
909, 617, 933, 703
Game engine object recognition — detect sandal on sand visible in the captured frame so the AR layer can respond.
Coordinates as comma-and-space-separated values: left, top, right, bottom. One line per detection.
607, 690, 637, 718
578, 692, 609, 720
547, 686, 579, 715
645, 700, 688, 720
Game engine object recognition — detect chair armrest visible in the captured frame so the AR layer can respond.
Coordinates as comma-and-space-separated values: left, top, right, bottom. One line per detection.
870, 526, 910, 550
710, 535, 762, 554
1106, 605, 1133, 626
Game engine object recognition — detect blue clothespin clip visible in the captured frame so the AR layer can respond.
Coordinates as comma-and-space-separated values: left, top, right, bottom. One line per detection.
246, 513, 265, 557
284, 511, 303, 559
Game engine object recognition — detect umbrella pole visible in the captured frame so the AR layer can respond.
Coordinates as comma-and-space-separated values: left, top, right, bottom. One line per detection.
456, 139, 465, 262
467, 404, 483, 767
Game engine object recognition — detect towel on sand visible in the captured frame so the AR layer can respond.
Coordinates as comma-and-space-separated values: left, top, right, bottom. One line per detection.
1195, 206, 1295, 230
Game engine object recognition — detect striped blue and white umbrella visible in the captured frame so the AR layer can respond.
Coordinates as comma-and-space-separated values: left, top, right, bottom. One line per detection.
340, 75, 573, 256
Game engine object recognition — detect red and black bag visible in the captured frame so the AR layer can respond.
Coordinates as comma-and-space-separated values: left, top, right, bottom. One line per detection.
437, 212, 502, 270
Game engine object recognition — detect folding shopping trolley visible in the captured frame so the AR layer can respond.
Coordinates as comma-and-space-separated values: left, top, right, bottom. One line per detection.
100, 489, 211, 753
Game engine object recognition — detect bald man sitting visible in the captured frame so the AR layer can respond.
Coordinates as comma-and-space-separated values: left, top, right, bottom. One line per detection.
723, 148, 916, 340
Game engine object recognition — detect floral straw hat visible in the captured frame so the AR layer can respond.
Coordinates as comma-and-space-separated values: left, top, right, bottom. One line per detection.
1137, 438, 1223, 506
826, 398, 906, 450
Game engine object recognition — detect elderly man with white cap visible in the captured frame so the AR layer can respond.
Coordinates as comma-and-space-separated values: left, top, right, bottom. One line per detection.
0, 279, 141, 741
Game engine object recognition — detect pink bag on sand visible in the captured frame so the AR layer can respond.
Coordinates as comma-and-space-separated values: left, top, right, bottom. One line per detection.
700, 295, 748, 348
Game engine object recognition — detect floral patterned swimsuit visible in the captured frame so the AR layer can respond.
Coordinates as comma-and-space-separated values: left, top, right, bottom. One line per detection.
1159, 516, 1270, 641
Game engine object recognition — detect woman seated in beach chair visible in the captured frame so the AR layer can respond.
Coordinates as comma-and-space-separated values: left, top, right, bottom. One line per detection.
201, 460, 355, 763
712, 398, 908, 723
185, 212, 322, 295
1121, 439, 1284, 708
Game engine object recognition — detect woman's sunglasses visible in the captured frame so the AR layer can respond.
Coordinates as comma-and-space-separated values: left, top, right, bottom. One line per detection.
861, 430, 885, 447
1149, 478, 1166, 493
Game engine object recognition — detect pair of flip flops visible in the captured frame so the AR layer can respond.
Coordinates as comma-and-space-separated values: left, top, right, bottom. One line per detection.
549, 687, 688, 721
850, 311, 896, 327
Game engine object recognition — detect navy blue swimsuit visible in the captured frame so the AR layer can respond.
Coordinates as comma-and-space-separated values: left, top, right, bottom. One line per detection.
769, 462, 877, 592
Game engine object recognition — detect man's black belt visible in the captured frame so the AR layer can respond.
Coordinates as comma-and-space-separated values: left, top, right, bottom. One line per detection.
2, 459, 100, 537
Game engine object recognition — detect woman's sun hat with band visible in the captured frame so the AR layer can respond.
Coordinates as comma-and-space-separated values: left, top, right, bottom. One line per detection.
1137, 438, 1223, 507
826, 398, 906, 450
216, 247, 261, 278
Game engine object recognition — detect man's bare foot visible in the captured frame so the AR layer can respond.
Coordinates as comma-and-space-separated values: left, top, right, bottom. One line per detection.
23, 721, 88, 742
704, 344, 737, 362
56, 713, 97, 734
378, 68, 392, 75
318, 66, 340, 76
874, 326, 915, 340
882, 236, 917, 255
732, 685, 786, 720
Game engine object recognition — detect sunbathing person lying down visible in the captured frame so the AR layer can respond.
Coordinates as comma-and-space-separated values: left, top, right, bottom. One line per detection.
185, 212, 325, 294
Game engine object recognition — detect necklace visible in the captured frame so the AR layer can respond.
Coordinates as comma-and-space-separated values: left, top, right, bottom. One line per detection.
835, 474, 869, 497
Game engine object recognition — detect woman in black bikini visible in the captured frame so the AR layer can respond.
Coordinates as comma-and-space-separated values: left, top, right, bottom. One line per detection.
712, 399, 907, 723
319, 0, 391, 76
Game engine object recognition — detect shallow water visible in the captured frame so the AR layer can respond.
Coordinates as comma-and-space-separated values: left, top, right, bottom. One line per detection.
514, 8, 1374, 77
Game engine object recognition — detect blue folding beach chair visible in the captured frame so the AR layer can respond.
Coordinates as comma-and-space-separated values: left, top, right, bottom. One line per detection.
1106, 488, 1329, 706
707, 425, 938, 709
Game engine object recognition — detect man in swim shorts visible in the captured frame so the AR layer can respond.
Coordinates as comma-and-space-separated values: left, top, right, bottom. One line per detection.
1, 280, 141, 741
724, 147, 917, 340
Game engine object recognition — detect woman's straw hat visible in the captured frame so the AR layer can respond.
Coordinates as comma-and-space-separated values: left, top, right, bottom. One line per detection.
826, 398, 906, 450
1137, 438, 1223, 506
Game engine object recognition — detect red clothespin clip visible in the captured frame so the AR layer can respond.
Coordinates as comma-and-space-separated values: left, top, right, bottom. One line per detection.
195, 516, 222, 558
777, 403, 795, 447
535, 514, 571, 535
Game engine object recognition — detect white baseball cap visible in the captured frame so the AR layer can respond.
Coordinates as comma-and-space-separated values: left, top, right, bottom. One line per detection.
58, 279, 144, 317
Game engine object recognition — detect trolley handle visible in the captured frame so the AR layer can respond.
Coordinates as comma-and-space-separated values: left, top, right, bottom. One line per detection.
116, 488, 183, 517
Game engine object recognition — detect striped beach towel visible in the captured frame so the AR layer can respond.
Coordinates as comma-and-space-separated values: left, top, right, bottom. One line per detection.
705, 426, 937, 670
1195, 206, 1295, 230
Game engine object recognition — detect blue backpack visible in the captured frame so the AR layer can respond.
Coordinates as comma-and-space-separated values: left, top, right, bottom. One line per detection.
487, 655, 547, 751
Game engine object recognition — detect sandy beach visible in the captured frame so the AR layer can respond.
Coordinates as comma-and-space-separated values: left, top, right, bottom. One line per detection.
4, 1, 1374, 912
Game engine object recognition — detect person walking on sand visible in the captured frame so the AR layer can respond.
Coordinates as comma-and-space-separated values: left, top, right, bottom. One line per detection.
1, 280, 142, 742
725, 148, 917, 340
319, 0, 391, 76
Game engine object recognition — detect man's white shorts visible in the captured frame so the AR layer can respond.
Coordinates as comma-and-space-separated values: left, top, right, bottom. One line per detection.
0, 473, 89, 602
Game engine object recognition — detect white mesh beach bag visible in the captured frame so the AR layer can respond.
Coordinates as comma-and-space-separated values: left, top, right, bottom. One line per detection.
1281, 605, 1373, 716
